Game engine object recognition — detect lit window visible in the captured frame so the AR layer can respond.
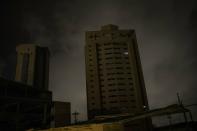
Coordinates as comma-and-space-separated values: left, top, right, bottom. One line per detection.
124, 52, 128, 55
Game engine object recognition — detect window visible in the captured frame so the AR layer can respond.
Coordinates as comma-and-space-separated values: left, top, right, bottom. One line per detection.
21, 53, 30, 83
109, 95, 116, 97
124, 52, 128, 55
117, 78, 124, 80
117, 72, 124, 74
130, 88, 134, 91
120, 100, 128, 102
118, 83, 125, 86
109, 101, 117, 103
119, 95, 126, 97
105, 52, 112, 55
106, 57, 113, 60
114, 52, 121, 54
104, 48, 112, 50
104, 43, 110, 46
108, 89, 117, 92
118, 89, 126, 91
116, 67, 123, 69
108, 78, 115, 80
108, 84, 115, 86
115, 57, 121, 59
113, 48, 120, 50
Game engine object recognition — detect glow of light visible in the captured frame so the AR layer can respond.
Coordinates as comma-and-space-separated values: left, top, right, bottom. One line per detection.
124, 52, 128, 55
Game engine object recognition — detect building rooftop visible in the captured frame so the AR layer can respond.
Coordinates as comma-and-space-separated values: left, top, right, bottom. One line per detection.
101, 24, 119, 31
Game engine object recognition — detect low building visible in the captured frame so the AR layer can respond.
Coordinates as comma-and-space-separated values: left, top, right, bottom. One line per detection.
51, 101, 71, 127
0, 77, 52, 131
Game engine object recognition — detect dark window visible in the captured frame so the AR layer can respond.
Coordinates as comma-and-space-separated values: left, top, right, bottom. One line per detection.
108, 89, 117, 92
106, 57, 113, 59
118, 83, 125, 86
116, 67, 123, 69
130, 88, 134, 91
115, 57, 121, 59
21, 53, 30, 83
109, 95, 116, 97
109, 101, 117, 103
118, 89, 126, 91
104, 48, 112, 50
105, 52, 113, 55
120, 100, 128, 102
117, 78, 124, 80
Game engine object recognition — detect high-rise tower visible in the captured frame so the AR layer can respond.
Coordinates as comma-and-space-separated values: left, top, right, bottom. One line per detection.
85, 24, 149, 119
15, 44, 49, 90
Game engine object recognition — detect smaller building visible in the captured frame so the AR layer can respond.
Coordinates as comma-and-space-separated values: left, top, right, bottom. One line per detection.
51, 101, 71, 127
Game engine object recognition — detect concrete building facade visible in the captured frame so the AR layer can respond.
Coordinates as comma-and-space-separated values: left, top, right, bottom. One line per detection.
85, 25, 151, 130
15, 44, 49, 90
51, 101, 71, 128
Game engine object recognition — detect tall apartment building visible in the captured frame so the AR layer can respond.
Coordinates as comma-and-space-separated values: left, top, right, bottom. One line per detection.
85, 25, 151, 130
15, 44, 49, 90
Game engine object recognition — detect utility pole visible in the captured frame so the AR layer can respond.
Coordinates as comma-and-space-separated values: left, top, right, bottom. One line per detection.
177, 93, 188, 123
72, 111, 79, 124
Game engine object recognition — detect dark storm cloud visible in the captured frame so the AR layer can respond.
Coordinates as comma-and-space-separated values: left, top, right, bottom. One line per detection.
1, 0, 197, 125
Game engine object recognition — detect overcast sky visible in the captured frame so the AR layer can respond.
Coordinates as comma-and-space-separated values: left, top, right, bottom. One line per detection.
1, 0, 197, 126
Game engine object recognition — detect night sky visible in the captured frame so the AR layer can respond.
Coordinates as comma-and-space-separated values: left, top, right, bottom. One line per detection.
1, 0, 197, 126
